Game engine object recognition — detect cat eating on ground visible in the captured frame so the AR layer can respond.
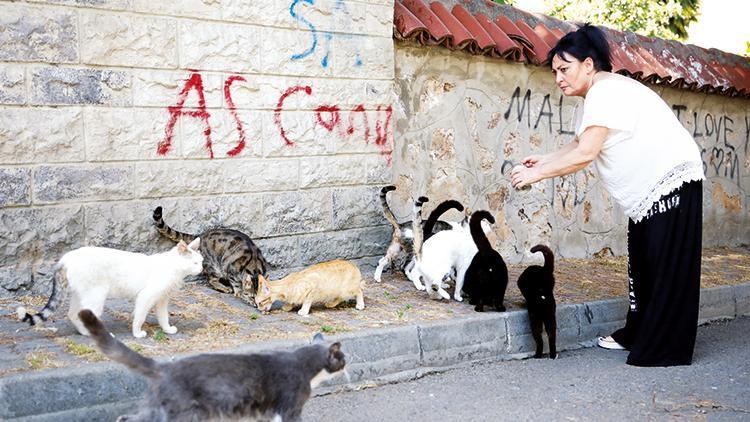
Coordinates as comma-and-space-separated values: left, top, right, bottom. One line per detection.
407, 197, 480, 301
255, 260, 365, 316
373, 185, 463, 282
153, 206, 268, 305
78, 309, 345, 422
517, 244, 558, 359
17, 239, 202, 338
462, 211, 509, 312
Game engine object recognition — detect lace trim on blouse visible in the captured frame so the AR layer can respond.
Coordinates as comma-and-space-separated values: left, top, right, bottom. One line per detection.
627, 161, 705, 223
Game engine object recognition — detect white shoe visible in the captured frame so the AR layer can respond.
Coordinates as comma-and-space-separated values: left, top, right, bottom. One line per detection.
597, 336, 626, 350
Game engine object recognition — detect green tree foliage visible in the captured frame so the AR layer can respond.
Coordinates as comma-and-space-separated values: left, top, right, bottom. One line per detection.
745, 41, 750, 57
543, 0, 699, 40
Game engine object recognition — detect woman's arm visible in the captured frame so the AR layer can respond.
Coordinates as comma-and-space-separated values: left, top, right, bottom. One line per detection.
511, 125, 609, 188
522, 140, 579, 167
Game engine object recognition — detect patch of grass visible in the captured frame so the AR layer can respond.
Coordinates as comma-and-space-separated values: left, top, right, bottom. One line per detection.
250, 313, 259, 320
153, 329, 168, 342
383, 291, 395, 300
25, 350, 61, 370
320, 325, 334, 333
126, 343, 145, 354
195, 319, 240, 337
61, 339, 104, 361
396, 303, 413, 319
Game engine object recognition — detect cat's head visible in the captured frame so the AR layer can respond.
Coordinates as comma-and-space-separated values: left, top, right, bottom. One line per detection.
175, 238, 203, 276
309, 334, 346, 388
255, 275, 273, 312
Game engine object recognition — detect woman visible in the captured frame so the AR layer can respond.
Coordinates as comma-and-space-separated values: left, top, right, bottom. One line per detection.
510, 24, 704, 367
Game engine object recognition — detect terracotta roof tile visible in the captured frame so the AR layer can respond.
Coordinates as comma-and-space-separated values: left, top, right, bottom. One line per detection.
401, 0, 451, 44
475, 13, 523, 60
429, 2, 474, 49
392, 0, 750, 98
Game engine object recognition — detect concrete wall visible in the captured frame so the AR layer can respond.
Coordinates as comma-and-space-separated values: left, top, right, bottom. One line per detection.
390, 45, 750, 263
0, 0, 396, 297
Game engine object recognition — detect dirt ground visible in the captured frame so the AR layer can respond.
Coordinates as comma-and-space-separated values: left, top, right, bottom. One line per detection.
1, 245, 748, 377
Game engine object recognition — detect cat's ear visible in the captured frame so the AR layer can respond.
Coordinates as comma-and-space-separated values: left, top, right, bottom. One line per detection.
329, 342, 341, 353
177, 240, 188, 253
188, 237, 200, 251
312, 332, 325, 343
258, 275, 271, 294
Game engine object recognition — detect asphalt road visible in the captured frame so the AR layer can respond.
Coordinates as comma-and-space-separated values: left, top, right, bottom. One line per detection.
304, 317, 750, 421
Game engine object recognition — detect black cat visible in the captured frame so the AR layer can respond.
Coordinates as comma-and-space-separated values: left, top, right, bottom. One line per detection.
78, 309, 345, 421
517, 244, 557, 359
462, 211, 508, 312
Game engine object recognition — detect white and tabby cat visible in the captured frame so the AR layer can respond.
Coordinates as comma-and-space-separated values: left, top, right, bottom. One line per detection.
373, 185, 464, 282
408, 198, 486, 301
79, 309, 345, 421
17, 239, 202, 338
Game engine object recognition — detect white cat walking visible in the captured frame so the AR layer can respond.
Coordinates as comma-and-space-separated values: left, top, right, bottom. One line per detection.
17, 239, 202, 338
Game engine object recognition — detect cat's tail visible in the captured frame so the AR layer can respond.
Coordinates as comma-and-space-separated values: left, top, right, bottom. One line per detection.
412, 196, 429, 261
153, 206, 197, 243
423, 200, 464, 240
16, 262, 67, 327
78, 309, 161, 379
469, 210, 495, 255
379, 186, 401, 234
531, 244, 555, 273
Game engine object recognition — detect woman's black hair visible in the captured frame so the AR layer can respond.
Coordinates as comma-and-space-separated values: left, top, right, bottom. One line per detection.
546, 23, 612, 72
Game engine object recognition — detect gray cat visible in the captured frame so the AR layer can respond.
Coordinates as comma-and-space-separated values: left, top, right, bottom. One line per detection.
153, 206, 269, 305
79, 309, 345, 422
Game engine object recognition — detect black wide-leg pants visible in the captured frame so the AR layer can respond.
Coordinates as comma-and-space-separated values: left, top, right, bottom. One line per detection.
611, 180, 703, 367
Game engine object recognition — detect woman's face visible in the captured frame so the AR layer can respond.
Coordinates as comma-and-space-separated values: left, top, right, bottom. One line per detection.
551, 53, 595, 97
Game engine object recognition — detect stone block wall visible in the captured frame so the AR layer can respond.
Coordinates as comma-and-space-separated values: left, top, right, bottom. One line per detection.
390, 45, 750, 263
0, 0, 396, 297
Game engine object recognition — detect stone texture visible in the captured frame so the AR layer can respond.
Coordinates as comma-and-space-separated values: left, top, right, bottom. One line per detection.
260, 27, 334, 78
0, 167, 31, 207
0, 4, 78, 63
0, 107, 84, 165
34, 165, 134, 203
698, 285, 736, 323
262, 110, 335, 157
225, 75, 298, 110
132, 0, 221, 19
80, 11, 177, 68
300, 156, 368, 188
179, 21, 261, 73
298, 78, 366, 111
418, 314, 506, 367
262, 190, 332, 236
577, 298, 629, 341
26, 0, 132, 10
0, 64, 25, 104
254, 236, 300, 270
31, 66, 131, 106
0, 205, 85, 294
222, 0, 298, 29
297, 226, 389, 264
135, 161, 223, 198
223, 159, 299, 193
84, 107, 174, 161
132, 70, 222, 108
182, 110, 263, 159
735, 283, 750, 316
83, 200, 163, 253
332, 185, 387, 229
332, 35, 394, 79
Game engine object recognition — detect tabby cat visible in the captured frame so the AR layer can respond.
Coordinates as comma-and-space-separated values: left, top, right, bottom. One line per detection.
517, 244, 557, 359
79, 309, 345, 421
153, 206, 268, 305
462, 211, 509, 312
373, 185, 464, 282
256, 260, 365, 316
17, 239, 202, 338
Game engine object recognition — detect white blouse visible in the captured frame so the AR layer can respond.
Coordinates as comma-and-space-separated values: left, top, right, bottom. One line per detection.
575, 73, 705, 223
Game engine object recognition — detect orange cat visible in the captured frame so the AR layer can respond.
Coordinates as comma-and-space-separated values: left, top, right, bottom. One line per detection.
255, 260, 365, 316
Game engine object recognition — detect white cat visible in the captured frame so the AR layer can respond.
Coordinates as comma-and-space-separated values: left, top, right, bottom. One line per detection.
408, 199, 489, 301
17, 239, 202, 338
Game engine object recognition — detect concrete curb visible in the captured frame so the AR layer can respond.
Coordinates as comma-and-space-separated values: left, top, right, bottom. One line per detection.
2, 282, 748, 421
